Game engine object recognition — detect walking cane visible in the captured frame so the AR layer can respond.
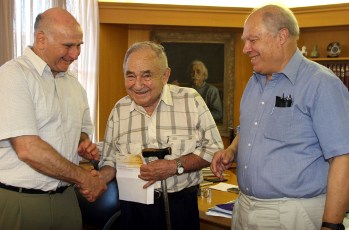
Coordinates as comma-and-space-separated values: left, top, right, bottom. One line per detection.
142, 147, 172, 230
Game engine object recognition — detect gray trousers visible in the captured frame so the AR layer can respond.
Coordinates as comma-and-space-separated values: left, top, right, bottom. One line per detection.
0, 186, 82, 230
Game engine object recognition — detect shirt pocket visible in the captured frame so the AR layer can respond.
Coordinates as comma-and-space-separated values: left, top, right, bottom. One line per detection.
264, 107, 293, 142
65, 97, 83, 128
167, 134, 197, 157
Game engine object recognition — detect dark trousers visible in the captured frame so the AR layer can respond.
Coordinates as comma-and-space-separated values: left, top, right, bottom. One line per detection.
120, 186, 200, 230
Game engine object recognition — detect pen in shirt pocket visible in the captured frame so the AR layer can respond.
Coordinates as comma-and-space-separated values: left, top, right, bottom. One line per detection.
271, 93, 293, 114
274, 93, 293, 108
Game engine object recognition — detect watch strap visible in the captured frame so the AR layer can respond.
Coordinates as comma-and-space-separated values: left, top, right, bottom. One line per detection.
321, 222, 345, 230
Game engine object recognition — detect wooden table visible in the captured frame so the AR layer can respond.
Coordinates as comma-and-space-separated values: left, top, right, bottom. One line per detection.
198, 168, 238, 230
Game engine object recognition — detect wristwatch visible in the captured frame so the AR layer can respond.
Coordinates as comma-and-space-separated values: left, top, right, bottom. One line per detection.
175, 158, 184, 175
321, 222, 345, 230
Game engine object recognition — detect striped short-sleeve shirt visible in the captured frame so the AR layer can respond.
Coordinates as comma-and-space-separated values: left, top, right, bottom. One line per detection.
100, 84, 223, 192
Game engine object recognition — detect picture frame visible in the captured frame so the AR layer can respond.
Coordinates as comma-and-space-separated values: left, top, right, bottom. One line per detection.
151, 30, 235, 137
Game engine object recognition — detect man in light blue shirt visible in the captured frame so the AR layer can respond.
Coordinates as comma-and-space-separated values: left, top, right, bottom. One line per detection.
211, 4, 349, 230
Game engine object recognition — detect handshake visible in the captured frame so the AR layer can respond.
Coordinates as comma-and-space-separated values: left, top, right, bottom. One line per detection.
76, 140, 108, 202
76, 166, 108, 202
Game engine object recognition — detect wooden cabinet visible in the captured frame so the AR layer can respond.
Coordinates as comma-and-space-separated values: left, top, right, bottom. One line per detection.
298, 24, 349, 90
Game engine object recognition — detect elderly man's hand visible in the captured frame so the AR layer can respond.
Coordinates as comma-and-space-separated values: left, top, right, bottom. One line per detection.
78, 140, 100, 161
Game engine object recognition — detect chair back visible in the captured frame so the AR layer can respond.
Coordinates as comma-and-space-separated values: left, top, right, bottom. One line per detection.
76, 178, 120, 229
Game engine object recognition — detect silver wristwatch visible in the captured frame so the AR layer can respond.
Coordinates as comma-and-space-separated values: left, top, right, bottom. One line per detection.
175, 158, 184, 175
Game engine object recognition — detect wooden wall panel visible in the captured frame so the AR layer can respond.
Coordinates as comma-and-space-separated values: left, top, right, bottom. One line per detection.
233, 31, 252, 129
127, 27, 151, 46
98, 24, 128, 139
98, 3, 250, 27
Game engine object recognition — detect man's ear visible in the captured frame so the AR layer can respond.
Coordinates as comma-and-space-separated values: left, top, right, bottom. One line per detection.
278, 28, 289, 45
35, 31, 46, 49
162, 67, 171, 84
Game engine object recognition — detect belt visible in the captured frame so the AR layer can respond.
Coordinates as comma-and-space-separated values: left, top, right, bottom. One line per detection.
0, 182, 69, 195
154, 185, 198, 200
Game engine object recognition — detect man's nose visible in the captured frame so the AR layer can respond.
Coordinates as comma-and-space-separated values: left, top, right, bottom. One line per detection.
242, 42, 251, 55
134, 76, 145, 87
69, 46, 81, 60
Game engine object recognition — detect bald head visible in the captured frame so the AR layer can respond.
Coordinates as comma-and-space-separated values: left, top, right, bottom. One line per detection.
34, 8, 81, 39
247, 4, 299, 40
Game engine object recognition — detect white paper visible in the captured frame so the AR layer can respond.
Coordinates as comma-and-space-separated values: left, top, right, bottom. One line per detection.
116, 155, 154, 205
209, 182, 239, 191
343, 217, 349, 229
205, 210, 232, 218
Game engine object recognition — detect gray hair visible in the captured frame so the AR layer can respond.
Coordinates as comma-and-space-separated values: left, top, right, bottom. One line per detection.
189, 60, 208, 80
123, 41, 169, 73
34, 13, 42, 33
253, 4, 299, 40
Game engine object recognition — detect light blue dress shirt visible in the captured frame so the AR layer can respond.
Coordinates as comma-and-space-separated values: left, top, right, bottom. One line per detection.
237, 49, 349, 199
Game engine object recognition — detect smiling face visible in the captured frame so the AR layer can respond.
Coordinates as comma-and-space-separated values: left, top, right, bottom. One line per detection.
32, 8, 83, 77
43, 27, 83, 76
241, 11, 283, 77
124, 46, 170, 115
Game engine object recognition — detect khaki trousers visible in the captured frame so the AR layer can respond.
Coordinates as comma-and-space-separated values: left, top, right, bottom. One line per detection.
231, 192, 326, 230
0, 186, 82, 230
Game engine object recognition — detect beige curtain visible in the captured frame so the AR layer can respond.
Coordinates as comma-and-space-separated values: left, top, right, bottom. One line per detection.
69, 0, 99, 141
0, 0, 14, 66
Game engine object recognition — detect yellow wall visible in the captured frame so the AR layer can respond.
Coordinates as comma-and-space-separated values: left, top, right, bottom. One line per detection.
97, 2, 349, 143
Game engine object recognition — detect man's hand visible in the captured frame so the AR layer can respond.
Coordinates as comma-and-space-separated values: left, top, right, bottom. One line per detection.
210, 149, 234, 179
78, 169, 107, 202
78, 140, 100, 161
138, 159, 175, 188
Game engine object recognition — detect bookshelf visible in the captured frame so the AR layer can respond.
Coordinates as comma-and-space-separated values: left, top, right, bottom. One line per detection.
309, 57, 349, 62
298, 23, 349, 89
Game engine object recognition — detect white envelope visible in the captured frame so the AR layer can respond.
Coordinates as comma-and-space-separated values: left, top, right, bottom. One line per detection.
116, 163, 154, 205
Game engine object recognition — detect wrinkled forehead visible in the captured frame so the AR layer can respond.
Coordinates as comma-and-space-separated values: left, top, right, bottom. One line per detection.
125, 49, 164, 73
242, 15, 268, 39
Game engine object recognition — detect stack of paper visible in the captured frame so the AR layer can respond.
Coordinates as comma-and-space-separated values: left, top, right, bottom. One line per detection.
206, 201, 235, 218
209, 182, 239, 191
201, 167, 228, 177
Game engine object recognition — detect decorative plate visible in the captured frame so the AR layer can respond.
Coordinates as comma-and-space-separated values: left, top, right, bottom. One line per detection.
327, 42, 341, 57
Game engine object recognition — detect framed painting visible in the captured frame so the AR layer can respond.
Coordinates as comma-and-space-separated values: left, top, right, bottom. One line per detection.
151, 30, 235, 137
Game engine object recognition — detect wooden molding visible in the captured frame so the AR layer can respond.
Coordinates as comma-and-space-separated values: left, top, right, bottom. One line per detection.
292, 4, 349, 27
99, 2, 349, 28
99, 2, 251, 27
